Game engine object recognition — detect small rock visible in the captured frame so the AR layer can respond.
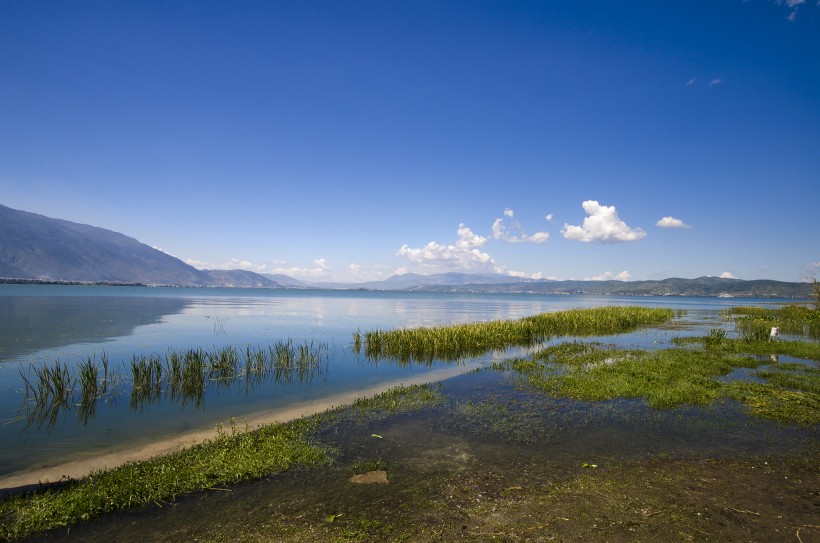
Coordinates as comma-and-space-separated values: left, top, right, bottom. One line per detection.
349, 470, 389, 485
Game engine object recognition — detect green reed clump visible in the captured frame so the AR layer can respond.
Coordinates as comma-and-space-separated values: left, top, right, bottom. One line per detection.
357, 306, 674, 364
498, 340, 819, 424
0, 416, 335, 541
726, 305, 820, 339
19, 341, 330, 429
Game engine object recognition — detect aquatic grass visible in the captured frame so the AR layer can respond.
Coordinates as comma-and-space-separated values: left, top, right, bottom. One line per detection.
671, 335, 820, 360
0, 416, 335, 541
500, 340, 819, 424
18, 341, 330, 430
726, 304, 820, 339
349, 383, 445, 419
726, 382, 820, 426
357, 306, 674, 364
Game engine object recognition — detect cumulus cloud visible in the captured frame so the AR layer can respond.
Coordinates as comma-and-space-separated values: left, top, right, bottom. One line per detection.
397, 223, 499, 272
492, 209, 550, 244
656, 216, 690, 229
185, 257, 287, 273
586, 270, 632, 281
561, 201, 647, 243
719, 271, 738, 279
545, 213, 554, 222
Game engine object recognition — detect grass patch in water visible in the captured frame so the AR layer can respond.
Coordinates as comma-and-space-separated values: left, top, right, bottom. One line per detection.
726, 304, 820, 340
672, 335, 820, 359
497, 339, 820, 425
356, 306, 674, 364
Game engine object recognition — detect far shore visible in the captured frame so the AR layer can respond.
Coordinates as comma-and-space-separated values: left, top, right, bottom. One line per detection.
0, 367, 468, 495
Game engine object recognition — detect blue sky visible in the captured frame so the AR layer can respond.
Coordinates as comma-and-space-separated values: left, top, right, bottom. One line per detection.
2, 1, 818, 283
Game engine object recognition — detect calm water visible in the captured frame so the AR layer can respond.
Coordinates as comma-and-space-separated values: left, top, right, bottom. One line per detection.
0, 284, 788, 477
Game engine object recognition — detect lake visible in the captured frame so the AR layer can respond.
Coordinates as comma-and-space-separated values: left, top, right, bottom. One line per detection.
0, 284, 786, 479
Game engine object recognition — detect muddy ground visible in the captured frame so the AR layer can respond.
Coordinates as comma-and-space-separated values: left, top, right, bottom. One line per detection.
29, 415, 819, 543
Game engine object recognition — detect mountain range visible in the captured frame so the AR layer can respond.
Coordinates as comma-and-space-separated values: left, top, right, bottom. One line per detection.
0, 203, 812, 298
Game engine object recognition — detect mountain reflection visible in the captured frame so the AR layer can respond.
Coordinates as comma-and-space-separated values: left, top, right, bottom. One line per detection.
0, 295, 191, 361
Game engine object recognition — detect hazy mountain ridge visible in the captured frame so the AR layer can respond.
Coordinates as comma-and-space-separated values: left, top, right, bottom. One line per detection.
0, 204, 211, 286
406, 276, 812, 298
0, 204, 812, 298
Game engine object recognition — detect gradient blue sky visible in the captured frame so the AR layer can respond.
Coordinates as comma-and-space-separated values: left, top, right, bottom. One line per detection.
2, 1, 818, 283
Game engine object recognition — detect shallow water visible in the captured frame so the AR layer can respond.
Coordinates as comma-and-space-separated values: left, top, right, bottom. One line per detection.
0, 285, 793, 477
29, 367, 817, 543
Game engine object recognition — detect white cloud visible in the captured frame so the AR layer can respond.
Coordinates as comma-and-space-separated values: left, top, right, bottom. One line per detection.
503, 268, 553, 280
545, 213, 554, 222
185, 257, 287, 273
719, 271, 737, 279
656, 216, 690, 229
586, 270, 632, 281
397, 223, 499, 272
686, 78, 696, 86
708, 78, 722, 86
561, 201, 647, 243
492, 209, 550, 244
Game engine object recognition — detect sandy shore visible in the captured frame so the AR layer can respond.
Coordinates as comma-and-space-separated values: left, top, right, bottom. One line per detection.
0, 367, 468, 494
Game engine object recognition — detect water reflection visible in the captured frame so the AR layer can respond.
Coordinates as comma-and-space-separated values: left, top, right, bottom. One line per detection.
18, 341, 329, 431
0, 296, 191, 361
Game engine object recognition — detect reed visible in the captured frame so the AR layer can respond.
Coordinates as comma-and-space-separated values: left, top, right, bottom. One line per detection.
18, 341, 330, 429
357, 306, 674, 364
726, 305, 820, 339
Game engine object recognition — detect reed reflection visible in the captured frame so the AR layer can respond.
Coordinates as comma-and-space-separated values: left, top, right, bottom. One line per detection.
18, 341, 329, 431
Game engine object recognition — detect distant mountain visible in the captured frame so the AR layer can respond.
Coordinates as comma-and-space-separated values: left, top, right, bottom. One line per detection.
301, 272, 540, 290
260, 273, 307, 287
0, 204, 211, 286
1, 204, 811, 298
203, 269, 284, 288
407, 276, 812, 298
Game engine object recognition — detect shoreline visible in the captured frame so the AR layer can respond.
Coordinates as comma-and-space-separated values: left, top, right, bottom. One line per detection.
0, 367, 468, 495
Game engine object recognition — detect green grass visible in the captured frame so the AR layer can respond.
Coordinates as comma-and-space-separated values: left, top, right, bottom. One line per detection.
356, 306, 674, 364
0, 416, 334, 541
726, 304, 820, 339
497, 339, 820, 424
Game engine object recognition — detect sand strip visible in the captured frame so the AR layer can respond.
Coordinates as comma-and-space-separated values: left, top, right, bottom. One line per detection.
0, 367, 468, 493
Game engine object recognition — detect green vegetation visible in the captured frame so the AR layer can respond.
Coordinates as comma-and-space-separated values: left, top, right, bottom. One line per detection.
19, 341, 329, 429
725, 304, 820, 339
496, 337, 819, 425
0, 417, 334, 541
0, 384, 444, 541
355, 306, 674, 364
348, 383, 445, 419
